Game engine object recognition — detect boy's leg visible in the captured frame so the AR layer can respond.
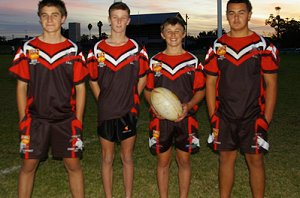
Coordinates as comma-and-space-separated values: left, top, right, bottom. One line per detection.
120, 135, 136, 198
157, 147, 172, 198
63, 158, 84, 198
18, 159, 39, 198
219, 150, 237, 198
175, 149, 191, 198
245, 153, 265, 198
100, 137, 115, 198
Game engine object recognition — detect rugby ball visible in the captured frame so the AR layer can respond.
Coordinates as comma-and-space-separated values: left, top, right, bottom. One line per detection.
151, 87, 183, 121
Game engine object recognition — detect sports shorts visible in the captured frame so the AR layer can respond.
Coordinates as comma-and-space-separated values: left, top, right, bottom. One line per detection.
207, 112, 269, 154
97, 113, 137, 142
149, 115, 200, 155
19, 115, 83, 160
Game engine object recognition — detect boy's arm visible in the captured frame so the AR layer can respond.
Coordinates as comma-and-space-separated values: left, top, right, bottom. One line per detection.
175, 89, 205, 122
137, 75, 147, 95
75, 83, 86, 123
16, 80, 28, 122
263, 73, 278, 123
89, 81, 100, 100
206, 75, 218, 118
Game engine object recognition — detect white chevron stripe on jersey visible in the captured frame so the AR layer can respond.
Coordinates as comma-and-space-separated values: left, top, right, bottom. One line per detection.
213, 35, 267, 60
266, 45, 278, 60
94, 39, 139, 67
13, 49, 23, 61
150, 58, 197, 76
24, 41, 78, 64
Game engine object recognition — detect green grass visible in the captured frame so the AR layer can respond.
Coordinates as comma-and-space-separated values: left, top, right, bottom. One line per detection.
0, 54, 299, 197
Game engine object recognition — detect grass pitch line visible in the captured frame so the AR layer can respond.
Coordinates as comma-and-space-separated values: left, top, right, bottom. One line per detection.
0, 165, 21, 175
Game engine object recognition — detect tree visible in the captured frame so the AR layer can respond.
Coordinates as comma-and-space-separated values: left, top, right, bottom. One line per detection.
265, 7, 285, 41
266, 6, 300, 48
88, 23, 93, 39
97, 21, 103, 39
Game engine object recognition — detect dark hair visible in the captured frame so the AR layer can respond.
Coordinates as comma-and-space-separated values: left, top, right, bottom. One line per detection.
160, 17, 186, 32
108, 2, 130, 16
226, 0, 252, 12
38, 0, 67, 17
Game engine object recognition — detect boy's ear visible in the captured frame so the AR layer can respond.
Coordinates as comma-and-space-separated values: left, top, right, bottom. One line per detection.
61, 16, 66, 24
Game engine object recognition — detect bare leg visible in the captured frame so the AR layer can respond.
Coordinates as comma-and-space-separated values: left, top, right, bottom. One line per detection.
120, 136, 136, 198
18, 159, 39, 198
219, 151, 237, 198
100, 137, 115, 198
157, 147, 172, 198
63, 158, 84, 198
245, 153, 265, 198
175, 149, 191, 198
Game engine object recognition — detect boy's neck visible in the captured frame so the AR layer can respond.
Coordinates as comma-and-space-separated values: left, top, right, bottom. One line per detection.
228, 29, 253, 38
39, 33, 65, 44
163, 47, 185, 56
106, 34, 128, 46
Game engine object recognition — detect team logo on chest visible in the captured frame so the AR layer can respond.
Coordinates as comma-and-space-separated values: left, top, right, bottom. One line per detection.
28, 48, 40, 65
152, 61, 162, 77
217, 45, 227, 60
97, 52, 106, 67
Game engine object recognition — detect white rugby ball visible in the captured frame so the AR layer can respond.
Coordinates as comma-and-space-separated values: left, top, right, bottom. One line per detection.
151, 87, 183, 121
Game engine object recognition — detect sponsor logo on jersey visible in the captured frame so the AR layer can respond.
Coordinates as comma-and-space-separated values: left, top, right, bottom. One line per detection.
152, 61, 162, 77
97, 52, 106, 67
28, 48, 40, 64
217, 45, 226, 60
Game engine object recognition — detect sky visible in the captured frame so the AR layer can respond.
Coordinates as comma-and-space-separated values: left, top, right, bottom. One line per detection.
0, 0, 299, 40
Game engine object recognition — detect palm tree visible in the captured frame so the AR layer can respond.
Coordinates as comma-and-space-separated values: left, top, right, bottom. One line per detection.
88, 23, 93, 39
97, 21, 103, 39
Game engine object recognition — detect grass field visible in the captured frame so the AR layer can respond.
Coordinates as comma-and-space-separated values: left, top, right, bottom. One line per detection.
0, 53, 299, 197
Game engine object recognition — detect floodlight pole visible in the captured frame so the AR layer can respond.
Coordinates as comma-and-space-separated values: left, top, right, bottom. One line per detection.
217, 0, 222, 38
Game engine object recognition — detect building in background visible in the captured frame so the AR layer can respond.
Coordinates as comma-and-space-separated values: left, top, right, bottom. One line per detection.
127, 12, 186, 50
69, 22, 81, 43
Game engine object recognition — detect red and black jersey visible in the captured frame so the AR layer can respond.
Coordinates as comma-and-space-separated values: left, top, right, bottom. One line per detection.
9, 37, 88, 120
146, 51, 205, 114
87, 39, 149, 121
204, 32, 279, 120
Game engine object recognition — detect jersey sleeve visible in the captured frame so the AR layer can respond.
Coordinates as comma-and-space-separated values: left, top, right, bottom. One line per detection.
261, 42, 279, 73
138, 46, 149, 77
203, 46, 219, 76
73, 52, 88, 84
9, 48, 30, 82
193, 62, 206, 91
86, 49, 99, 81
145, 56, 155, 91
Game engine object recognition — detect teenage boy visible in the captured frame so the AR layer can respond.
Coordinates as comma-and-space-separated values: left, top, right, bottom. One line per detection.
204, 0, 279, 197
144, 17, 206, 198
9, 0, 88, 197
87, 2, 149, 198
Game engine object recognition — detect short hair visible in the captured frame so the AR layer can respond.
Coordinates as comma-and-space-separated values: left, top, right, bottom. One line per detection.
160, 17, 186, 32
226, 0, 252, 12
108, 2, 130, 16
38, 0, 67, 17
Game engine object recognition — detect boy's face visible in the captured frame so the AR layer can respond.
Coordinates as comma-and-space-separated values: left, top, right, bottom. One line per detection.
39, 6, 66, 34
161, 23, 186, 47
109, 9, 130, 34
226, 3, 251, 32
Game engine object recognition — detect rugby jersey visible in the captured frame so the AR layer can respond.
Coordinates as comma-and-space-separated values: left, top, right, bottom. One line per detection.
204, 32, 279, 120
146, 51, 206, 115
9, 37, 88, 120
87, 39, 149, 121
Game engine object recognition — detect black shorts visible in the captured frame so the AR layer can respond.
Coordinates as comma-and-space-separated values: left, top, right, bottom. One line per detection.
208, 112, 269, 154
97, 113, 137, 142
19, 115, 83, 160
149, 115, 200, 155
